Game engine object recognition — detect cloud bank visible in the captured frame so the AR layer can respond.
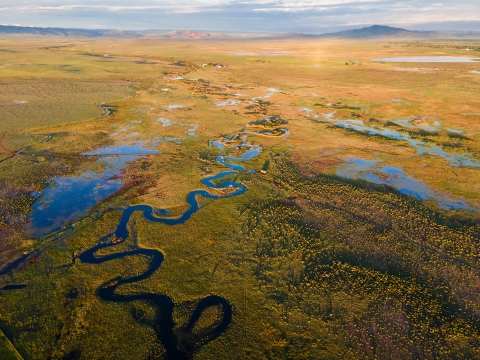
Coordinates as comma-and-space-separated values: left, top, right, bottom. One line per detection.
0, 0, 479, 33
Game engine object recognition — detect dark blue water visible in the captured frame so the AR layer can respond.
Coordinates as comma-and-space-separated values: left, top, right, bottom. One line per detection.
155, 209, 171, 216
200, 170, 238, 187
27, 140, 168, 237
0, 284, 26, 291
8, 134, 260, 357
76, 143, 259, 358
79, 235, 231, 360
27, 156, 137, 237
115, 171, 246, 239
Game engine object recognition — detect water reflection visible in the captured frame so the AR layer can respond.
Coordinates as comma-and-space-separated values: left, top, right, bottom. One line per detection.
28, 155, 138, 237
332, 119, 480, 168
336, 157, 478, 212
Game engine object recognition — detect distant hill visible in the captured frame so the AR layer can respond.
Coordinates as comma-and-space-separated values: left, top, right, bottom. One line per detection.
1, 24, 479, 40
317, 25, 480, 39
0, 25, 231, 39
431, 30, 480, 38
0, 25, 141, 37
320, 25, 422, 39
157, 30, 231, 39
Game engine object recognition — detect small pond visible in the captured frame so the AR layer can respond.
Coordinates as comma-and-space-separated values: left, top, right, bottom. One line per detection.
28, 141, 163, 237
336, 157, 478, 212
28, 155, 137, 237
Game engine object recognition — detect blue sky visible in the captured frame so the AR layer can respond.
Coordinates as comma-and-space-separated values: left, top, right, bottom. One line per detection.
0, 1, 479, 33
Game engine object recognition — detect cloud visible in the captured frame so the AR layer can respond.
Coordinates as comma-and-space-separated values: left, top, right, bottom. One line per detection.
0, 0, 479, 32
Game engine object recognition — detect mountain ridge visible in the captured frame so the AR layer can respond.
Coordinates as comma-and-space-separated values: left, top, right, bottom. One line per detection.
0, 25, 142, 37
319, 25, 423, 38
1, 24, 479, 39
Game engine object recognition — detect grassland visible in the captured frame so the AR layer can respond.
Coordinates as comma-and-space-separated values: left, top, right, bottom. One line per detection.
1, 35, 480, 359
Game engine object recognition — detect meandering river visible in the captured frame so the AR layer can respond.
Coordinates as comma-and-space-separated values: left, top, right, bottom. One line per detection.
76, 144, 257, 359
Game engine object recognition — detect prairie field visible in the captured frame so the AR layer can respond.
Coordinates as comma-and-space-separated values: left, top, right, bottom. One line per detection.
1, 35, 480, 359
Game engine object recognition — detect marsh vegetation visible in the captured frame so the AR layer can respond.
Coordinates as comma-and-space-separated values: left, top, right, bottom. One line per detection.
1, 36, 480, 359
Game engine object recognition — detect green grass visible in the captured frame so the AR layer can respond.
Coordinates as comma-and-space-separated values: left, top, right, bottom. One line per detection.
0, 328, 23, 360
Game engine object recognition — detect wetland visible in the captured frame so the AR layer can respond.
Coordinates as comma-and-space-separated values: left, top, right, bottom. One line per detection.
1, 36, 480, 359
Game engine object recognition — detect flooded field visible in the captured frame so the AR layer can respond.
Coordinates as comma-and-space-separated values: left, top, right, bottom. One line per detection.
336, 157, 478, 211
27, 155, 136, 237
84, 141, 162, 156
326, 117, 480, 168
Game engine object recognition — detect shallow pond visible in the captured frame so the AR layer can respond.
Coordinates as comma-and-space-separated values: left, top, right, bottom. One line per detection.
28, 140, 165, 237
28, 155, 138, 237
76, 163, 248, 357
332, 119, 480, 168
336, 157, 478, 212
215, 100, 240, 107
85, 141, 161, 156
157, 117, 198, 137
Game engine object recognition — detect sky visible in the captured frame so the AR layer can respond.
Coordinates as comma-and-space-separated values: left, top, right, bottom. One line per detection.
0, 1, 479, 33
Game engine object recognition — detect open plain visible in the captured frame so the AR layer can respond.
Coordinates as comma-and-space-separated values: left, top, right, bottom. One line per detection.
1, 34, 480, 359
